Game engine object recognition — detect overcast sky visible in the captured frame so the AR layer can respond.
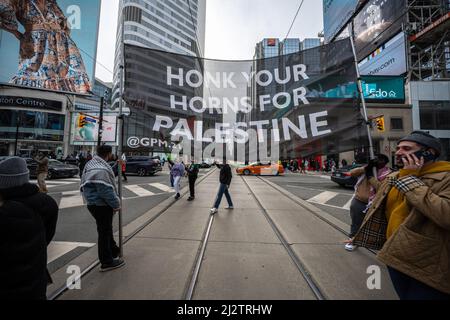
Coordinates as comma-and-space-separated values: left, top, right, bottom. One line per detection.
95, 0, 324, 83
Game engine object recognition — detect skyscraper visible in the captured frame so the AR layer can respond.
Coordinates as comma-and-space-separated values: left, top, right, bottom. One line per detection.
112, 0, 206, 154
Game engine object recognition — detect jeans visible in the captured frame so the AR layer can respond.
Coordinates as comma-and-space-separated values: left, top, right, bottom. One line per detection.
213, 184, 233, 209
189, 176, 197, 198
173, 176, 181, 195
37, 172, 48, 193
87, 205, 120, 265
170, 174, 174, 188
388, 267, 450, 300
349, 198, 368, 238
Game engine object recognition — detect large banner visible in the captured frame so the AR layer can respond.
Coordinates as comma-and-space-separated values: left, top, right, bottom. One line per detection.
71, 113, 117, 146
323, 0, 359, 43
0, 0, 101, 94
123, 39, 368, 163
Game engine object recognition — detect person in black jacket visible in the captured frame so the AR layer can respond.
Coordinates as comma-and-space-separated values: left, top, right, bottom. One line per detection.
0, 157, 58, 300
186, 162, 199, 201
210, 160, 234, 215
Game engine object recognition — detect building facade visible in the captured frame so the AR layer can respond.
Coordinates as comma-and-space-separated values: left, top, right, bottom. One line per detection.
112, 0, 207, 156
324, 0, 450, 163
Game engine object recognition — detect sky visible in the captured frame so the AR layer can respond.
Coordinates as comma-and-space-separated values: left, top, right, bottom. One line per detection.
95, 0, 324, 83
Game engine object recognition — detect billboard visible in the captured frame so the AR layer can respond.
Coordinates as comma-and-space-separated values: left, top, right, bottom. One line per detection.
323, 0, 359, 43
0, 0, 101, 95
358, 32, 407, 76
71, 113, 117, 146
353, 0, 405, 60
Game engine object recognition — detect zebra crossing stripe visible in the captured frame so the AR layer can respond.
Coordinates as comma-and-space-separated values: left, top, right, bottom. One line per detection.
59, 193, 84, 209
124, 185, 155, 197
149, 183, 173, 192
307, 191, 339, 204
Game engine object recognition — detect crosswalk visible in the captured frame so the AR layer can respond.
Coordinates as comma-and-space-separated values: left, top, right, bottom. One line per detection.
54, 182, 176, 209
30, 178, 80, 189
306, 191, 354, 211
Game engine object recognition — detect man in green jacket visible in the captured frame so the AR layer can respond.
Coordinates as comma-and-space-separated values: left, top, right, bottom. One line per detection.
353, 131, 450, 300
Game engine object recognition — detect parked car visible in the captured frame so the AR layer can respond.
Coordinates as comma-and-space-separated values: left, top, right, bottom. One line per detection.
236, 162, 284, 176
331, 164, 364, 188
124, 156, 162, 176
199, 162, 211, 169
26, 158, 79, 179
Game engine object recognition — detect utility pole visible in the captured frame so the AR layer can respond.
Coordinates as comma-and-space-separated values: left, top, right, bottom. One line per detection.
97, 96, 104, 147
14, 111, 20, 156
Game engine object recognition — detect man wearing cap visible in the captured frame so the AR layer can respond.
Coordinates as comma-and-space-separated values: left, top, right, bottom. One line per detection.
353, 131, 450, 300
0, 157, 58, 299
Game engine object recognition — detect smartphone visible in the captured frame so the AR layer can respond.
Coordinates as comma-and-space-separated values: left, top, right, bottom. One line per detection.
413, 150, 436, 162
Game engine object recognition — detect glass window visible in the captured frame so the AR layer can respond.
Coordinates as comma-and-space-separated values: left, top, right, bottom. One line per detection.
420, 101, 450, 130
390, 118, 403, 130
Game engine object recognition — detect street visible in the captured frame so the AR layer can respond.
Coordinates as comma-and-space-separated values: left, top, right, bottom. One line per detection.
34, 166, 212, 274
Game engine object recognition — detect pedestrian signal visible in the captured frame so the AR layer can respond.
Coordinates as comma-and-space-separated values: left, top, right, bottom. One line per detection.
375, 117, 385, 132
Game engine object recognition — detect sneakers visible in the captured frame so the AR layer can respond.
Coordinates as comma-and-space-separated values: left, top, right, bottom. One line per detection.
187, 196, 195, 201
226, 206, 234, 210
100, 258, 126, 272
210, 208, 218, 215
344, 242, 359, 252
175, 193, 180, 200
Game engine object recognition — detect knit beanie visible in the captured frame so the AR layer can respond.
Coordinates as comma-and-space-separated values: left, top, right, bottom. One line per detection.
398, 131, 442, 156
0, 157, 30, 189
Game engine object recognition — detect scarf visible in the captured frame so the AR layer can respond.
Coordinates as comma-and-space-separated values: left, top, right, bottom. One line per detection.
386, 161, 450, 239
80, 156, 118, 196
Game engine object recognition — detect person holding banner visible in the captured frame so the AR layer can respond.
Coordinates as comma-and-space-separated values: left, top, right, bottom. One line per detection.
353, 132, 450, 299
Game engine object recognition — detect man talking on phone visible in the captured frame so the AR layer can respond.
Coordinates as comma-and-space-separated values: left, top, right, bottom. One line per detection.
353, 131, 450, 300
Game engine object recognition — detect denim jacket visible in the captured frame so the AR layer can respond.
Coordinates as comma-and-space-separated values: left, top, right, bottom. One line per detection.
82, 183, 120, 209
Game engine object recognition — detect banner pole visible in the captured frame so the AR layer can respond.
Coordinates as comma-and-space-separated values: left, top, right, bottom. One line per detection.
117, 7, 125, 258
348, 24, 377, 167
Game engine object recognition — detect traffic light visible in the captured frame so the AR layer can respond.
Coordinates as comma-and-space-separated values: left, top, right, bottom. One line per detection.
77, 115, 87, 128
375, 117, 385, 132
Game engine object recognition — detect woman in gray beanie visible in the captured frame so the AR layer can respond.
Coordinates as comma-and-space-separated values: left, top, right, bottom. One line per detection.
0, 157, 58, 300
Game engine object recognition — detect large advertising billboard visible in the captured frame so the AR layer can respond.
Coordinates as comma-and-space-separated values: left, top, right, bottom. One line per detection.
0, 0, 101, 95
353, 0, 405, 60
358, 32, 407, 76
323, 0, 359, 43
71, 113, 117, 146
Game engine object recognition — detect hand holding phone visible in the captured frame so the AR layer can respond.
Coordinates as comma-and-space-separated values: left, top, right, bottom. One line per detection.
413, 150, 436, 162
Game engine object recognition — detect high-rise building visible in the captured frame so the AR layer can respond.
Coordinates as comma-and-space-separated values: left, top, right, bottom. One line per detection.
323, 0, 450, 161
112, 0, 206, 154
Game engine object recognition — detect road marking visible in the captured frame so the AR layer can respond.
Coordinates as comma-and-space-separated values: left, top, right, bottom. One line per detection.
125, 185, 155, 197
150, 183, 173, 192
343, 197, 354, 210
59, 193, 84, 209
307, 191, 339, 204
48, 241, 95, 264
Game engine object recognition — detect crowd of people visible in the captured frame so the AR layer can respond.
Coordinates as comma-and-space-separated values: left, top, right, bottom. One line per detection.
281, 158, 349, 174
1, 131, 449, 300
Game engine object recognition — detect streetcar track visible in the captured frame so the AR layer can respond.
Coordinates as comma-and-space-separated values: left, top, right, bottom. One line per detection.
49, 169, 216, 300
241, 176, 326, 301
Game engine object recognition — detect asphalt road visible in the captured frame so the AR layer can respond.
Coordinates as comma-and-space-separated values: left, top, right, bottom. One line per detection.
31, 166, 212, 272
264, 172, 355, 227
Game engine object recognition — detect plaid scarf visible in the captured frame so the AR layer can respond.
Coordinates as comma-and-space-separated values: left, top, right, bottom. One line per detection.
80, 156, 118, 195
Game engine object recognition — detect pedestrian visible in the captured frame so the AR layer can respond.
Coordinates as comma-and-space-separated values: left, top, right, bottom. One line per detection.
0, 157, 58, 299
210, 160, 234, 215
120, 153, 128, 182
34, 151, 49, 193
80, 145, 125, 272
353, 131, 450, 300
341, 159, 348, 167
170, 159, 185, 200
345, 154, 391, 251
78, 152, 86, 178
186, 162, 199, 201
293, 159, 299, 172
300, 160, 306, 174
168, 158, 175, 187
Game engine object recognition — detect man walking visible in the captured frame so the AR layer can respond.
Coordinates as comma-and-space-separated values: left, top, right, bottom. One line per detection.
186, 162, 199, 201
210, 160, 234, 215
34, 152, 49, 193
353, 131, 450, 300
120, 153, 128, 182
81, 145, 125, 272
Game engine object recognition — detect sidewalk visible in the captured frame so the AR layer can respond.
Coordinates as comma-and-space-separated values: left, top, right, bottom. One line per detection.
59, 171, 398, 300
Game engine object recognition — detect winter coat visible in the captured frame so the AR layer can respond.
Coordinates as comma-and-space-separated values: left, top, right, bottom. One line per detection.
187, 164, 199, 179
219, 164, 232, 186
0, 183, 58, 299
171, 163, 185, 177
353, 168, 450, 294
